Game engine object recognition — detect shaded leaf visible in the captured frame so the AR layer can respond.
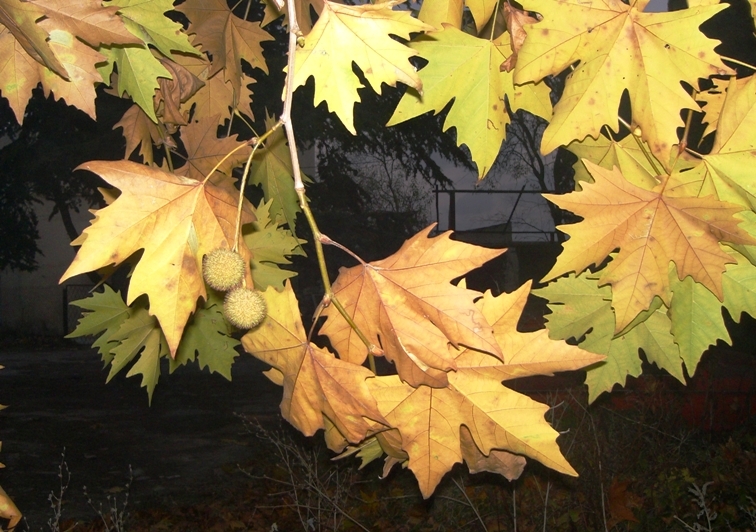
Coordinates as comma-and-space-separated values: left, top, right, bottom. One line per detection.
321, 225, 505, 388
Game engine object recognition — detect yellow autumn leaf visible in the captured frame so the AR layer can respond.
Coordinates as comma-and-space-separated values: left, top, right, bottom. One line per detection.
241, 283, 387, 443
320, 225, 505, 388
544, 161, 756, 331
417, 0, 463, 30
367, 283, 602, 498
514, 0, 732, 165
60, 160, 255, 355
291, 0, 433, 134
388, 26, 552, 179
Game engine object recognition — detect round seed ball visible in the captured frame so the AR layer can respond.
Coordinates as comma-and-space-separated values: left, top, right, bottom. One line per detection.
224, 287, 267, 330
203, 249, 245, 291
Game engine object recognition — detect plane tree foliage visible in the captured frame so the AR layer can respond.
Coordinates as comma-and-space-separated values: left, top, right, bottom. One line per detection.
1, 0, 756, 521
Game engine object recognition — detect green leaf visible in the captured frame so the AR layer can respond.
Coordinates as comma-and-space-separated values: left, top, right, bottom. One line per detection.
533, 272, 612, 342
244, 199, 306, 291
66, 285, 131, 363
174, 290, 240, 380
107, 302, 169, 404
99, 44, 171, 122
67, 284, 129, 338
669, 272, 730, 376
250, 113, 305, 233
538, 272, 682, 402
387, 27, 551, 178
722, 249, 756, 323
111, 0, 198, 58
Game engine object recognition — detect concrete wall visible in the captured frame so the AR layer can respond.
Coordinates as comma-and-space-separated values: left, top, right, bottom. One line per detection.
0, 202, 94, 336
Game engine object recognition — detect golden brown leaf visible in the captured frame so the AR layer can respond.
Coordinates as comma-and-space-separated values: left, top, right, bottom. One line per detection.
0, 0, 66, 77
544, 161, 756, 331
500, 4, 537, 73
460, 426, 526, 479
0, 26, 41, 123
30, 0, 141, 48
60, 160, 255, 355
0, 485, 20, 530
154, 57, 204, 130
36, 28, 104, 119
241, 283, 387, 443
321, 225, 505, 388
114, 103, 162, 164
366, 284, 602, 497
178, 0, 271, 98
174, 115, 251, 181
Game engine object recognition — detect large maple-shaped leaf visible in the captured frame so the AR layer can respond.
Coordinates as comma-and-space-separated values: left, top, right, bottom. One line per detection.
178, 0, 270, 97
387, 27, 551, 179
241, 283, 387, 443
291, 0, 432, 134
544, 161, 756, 332
367, 284, 602, 497
60, 160, 255, 355
514, 0, 732, 164
320, 225, 505, 388
174, 115, 251, 181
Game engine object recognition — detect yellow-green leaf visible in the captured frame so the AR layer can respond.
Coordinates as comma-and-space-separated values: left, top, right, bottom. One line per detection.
388, 27, 551, 179
292, 0, 432, 134
514, 0, 732, 164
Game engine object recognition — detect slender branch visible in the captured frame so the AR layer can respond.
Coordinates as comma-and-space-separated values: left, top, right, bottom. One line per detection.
280, 0, 380, 372
231, 122, 283, 252
489, 0, 501, 41
720, 55, 756, 72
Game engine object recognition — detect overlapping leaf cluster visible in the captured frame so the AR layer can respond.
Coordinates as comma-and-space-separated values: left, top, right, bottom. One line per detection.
0, 0, 751, 507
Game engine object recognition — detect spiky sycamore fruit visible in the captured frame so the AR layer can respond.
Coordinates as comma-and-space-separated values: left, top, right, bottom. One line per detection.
224, 287, 267, 329
203, 248, 245, 291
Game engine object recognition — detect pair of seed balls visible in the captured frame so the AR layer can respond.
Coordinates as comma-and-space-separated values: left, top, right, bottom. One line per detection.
203, 249, 266, 330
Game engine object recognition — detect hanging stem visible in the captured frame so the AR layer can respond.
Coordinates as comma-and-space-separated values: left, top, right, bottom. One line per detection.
230, 123, 284, 252
280, 0, 380, 373
489, 0, 501, 41
720, 55, 756, 72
